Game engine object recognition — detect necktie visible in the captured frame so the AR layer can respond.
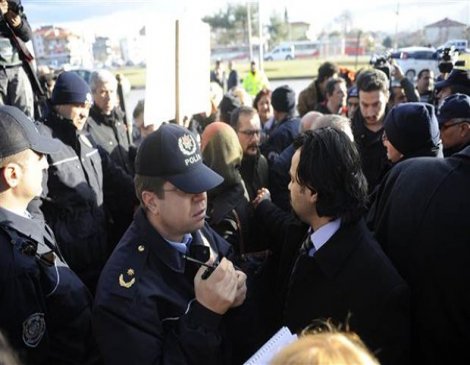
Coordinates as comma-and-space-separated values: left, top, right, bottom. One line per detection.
300, 235, 316, 256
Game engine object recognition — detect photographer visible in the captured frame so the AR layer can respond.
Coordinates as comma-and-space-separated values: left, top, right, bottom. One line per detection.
0, 0, 33, 117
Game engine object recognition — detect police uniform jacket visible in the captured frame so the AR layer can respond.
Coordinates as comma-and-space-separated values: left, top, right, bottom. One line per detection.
37, 110, 135, 292
93, 207, 250, 365
87, 105, 133, 175
0, 207, 100, 365
368, 146, 470, 364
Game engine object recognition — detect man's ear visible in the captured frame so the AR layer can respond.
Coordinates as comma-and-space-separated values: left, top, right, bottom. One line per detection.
308, 188, 318, 205
459, 122, 470, 137
141, 190, 159, 215
1, 163, 21, 189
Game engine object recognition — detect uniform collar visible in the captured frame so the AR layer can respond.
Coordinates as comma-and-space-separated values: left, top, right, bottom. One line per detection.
134, 207, 211, 273
0, 206, 47, 246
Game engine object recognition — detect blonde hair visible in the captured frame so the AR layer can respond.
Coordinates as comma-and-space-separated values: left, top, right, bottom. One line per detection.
270, 322, 379, 365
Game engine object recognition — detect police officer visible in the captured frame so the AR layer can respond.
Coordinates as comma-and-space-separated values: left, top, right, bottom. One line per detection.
93, 123, 248, 365
35, 71, 136, 294
0, 105, 100, 364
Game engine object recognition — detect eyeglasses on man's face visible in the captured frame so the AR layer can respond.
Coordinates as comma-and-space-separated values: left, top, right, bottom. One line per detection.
439, 119, 470, 131
238, 129, 261, 137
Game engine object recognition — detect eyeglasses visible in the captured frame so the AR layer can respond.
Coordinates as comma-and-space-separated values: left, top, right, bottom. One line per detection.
440, 121, 469, 131
238, 129, 261, 137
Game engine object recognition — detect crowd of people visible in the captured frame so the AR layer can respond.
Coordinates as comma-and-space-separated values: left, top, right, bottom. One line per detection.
0, 5, 470, 361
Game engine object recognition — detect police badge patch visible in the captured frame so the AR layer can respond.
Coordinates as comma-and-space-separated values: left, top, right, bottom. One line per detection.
178, 134, 197, 156
22, 313, 46, 348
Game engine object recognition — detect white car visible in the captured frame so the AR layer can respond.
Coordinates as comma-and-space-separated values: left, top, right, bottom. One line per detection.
391, 47, 439, 81
264, 45, 295, 61
391, 46, 460, 81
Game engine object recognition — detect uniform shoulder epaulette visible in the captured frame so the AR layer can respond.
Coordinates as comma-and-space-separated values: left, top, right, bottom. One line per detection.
108, 240, 149, 297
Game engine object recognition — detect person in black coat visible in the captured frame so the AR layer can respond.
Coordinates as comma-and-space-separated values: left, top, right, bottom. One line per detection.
226, 60, 239, 91
34, 71, 136, 294
381, 102, 442, 164
260, 85, 300, 164
87, 69, 133, 175
0, 0, 34, 117
367, 145, 470, 364
351, 69, 391, 193
254, 128, 410, 365
367, 102, 442, 213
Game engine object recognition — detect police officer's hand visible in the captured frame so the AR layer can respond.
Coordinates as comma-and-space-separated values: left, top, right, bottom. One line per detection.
231, 270, 247, 308
194, 257, 238, 315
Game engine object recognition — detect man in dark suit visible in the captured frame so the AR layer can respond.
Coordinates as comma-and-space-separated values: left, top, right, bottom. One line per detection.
254, 127, 410, 365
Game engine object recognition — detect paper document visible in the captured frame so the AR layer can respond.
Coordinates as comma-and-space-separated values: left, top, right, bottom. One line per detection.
244, 326, 297, 365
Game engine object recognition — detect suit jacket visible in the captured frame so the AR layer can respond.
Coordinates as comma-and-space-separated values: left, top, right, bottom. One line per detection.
282, 219, 410, 365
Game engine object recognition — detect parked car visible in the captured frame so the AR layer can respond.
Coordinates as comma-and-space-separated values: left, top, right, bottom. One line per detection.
264, 44, 295, 61
437, 39, 469, 54
390, 46, 459, 81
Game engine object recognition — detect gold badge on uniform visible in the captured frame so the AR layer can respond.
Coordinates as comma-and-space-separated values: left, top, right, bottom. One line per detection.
119, 268, 136, 288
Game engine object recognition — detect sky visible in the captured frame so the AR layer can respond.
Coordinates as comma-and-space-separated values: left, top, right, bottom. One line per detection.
24, 0, 470, 40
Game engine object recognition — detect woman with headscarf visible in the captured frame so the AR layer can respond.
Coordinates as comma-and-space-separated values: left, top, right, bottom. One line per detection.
201, 122, 260, 258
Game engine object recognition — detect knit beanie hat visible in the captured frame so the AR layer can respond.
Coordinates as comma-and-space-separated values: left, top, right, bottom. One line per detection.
271, 85, 296, 114
51, 71, 92, 105
384, 102, 440, 158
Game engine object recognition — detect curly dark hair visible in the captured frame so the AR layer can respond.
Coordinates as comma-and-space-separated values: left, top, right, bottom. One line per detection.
293, 127, 368, 223
252, 88, 272, 110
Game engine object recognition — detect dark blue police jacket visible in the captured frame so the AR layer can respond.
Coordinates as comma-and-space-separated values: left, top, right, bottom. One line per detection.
0, 207, 100, 365
93, 207, 248, 365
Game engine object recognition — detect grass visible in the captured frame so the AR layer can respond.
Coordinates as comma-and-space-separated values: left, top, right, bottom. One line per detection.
115, 54, 468, 89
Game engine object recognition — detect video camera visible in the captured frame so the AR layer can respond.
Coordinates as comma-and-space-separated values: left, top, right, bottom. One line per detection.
438, 46, 466, 74
370, 53, 392, 80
